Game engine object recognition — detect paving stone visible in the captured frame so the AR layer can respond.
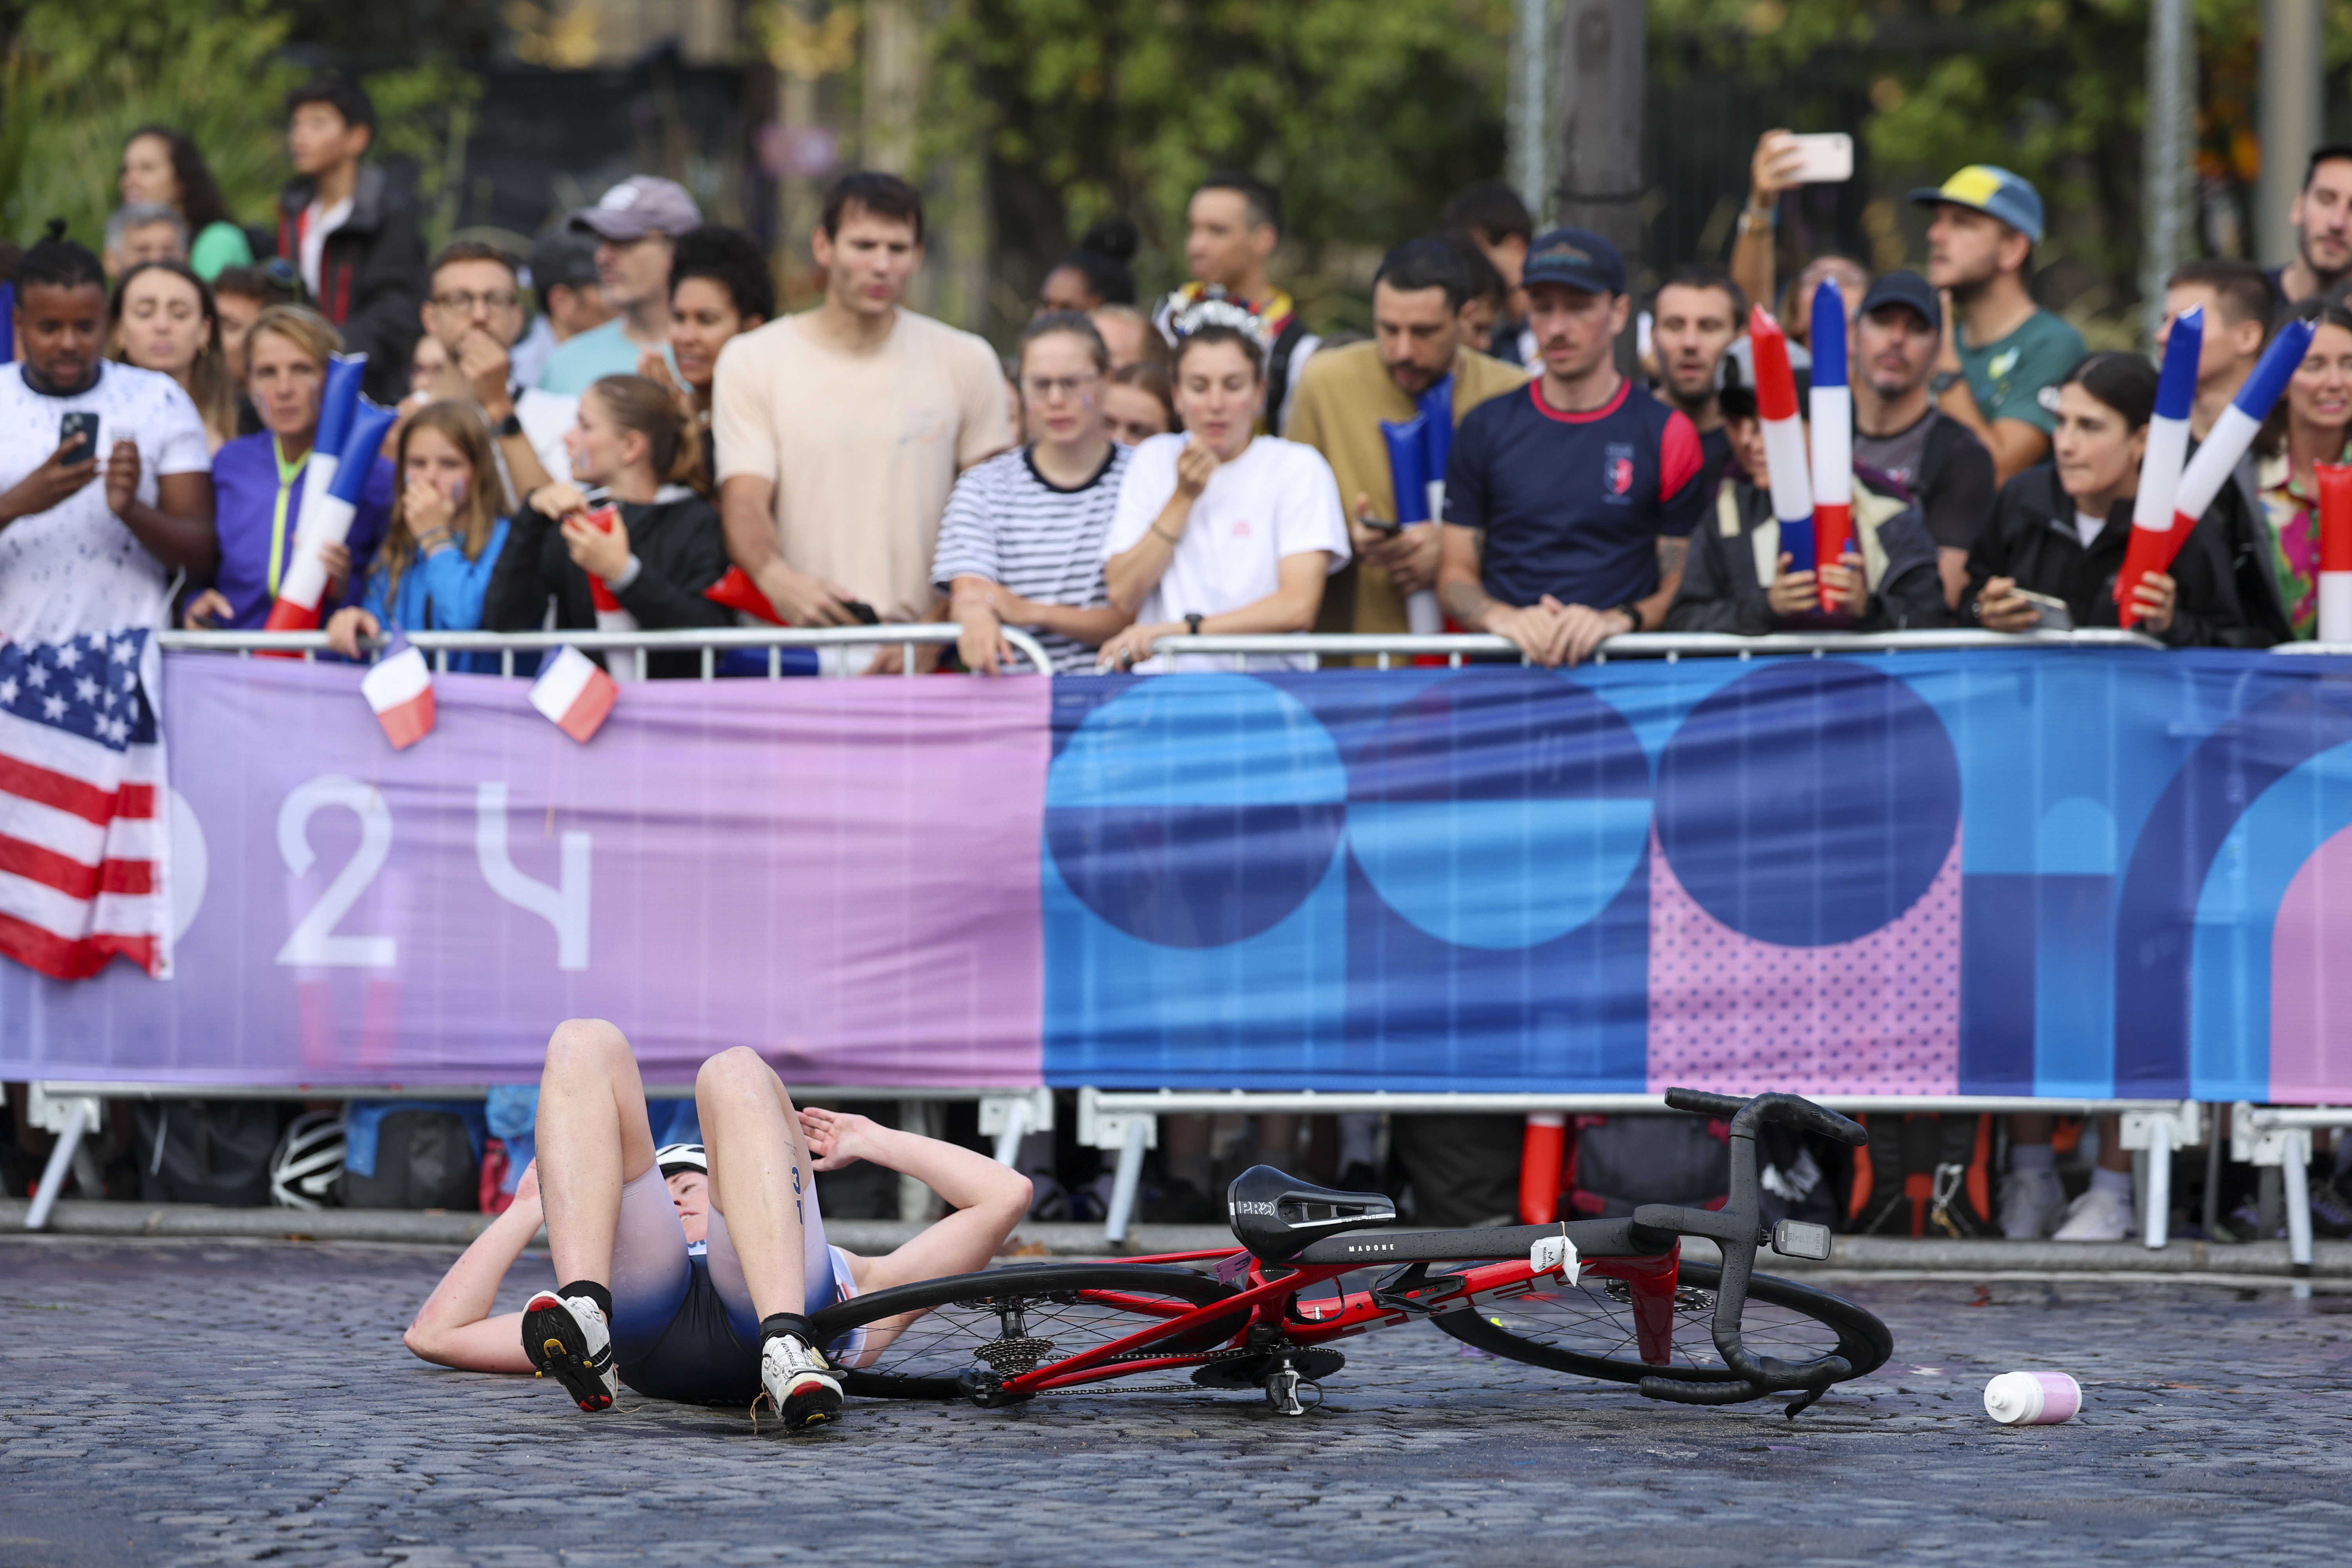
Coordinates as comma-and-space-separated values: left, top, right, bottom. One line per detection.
4, 1235, 2350, 1564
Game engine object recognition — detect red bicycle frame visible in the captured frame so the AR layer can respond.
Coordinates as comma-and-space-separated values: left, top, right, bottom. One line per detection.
983, 1244, 1687, 1397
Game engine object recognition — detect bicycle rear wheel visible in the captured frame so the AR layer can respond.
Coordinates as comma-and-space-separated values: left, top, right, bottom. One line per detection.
1432, 1263, 1890, 1386
804, 1263, 1246, 1401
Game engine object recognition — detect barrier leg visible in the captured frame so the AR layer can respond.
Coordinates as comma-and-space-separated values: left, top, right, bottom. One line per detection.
2285, 1130, 2314, 1273
1519, 1113, 1566, 1224
1103, 1118, 1149, 1246
991, 1097, 1029, 1168
23, 1099, 89, 1232
2143, 1115, 2172, 1250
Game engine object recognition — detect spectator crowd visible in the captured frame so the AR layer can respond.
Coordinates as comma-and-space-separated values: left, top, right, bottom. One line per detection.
10, 75, 2352, 1245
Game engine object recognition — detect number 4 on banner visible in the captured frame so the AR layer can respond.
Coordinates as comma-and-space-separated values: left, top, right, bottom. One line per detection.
475, 782, 590, 970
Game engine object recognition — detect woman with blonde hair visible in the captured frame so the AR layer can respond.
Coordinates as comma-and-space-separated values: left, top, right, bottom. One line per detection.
325, 401, 512, 673
110, 260, 240, 452
188, 303, 392, 629
485, 373, 733, 680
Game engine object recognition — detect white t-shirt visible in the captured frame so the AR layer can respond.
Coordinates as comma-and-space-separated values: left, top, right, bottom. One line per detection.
2073, 509, 2104, 550
1102, 433, 1349, 671
298, 195, 353, 300
0, 363, 211, 642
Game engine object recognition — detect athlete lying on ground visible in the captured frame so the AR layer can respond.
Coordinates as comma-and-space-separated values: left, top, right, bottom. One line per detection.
401, 1019, 1031, 1430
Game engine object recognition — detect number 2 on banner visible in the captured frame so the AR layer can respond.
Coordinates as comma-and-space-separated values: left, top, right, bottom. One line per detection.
276, 775, 396, 967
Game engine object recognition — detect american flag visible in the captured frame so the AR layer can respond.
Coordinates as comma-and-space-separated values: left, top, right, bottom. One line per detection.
0, 628, 169, 979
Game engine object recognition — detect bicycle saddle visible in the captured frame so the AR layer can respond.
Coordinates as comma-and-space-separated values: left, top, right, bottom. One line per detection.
1226, 1165, 1396, 1262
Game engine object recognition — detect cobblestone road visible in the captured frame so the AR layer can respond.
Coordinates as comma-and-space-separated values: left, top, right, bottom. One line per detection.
5, 1236, 2350, 1566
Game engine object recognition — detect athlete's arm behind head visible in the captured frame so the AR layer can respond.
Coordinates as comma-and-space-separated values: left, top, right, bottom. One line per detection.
798, 1106, 1031, 1297
402, 1162, 547, 1375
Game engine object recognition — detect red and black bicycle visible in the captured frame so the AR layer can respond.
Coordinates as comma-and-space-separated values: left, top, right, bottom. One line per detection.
808, 1090, 1893, 1418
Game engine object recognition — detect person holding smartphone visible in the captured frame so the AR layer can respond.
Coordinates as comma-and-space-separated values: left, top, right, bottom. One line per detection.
0, 223, 216, 644
1960, 351, 2259, 647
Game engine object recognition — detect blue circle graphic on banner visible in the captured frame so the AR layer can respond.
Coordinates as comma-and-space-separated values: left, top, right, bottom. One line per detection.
1346, 671, 1652, 949
1655, 661, 1959, 946
1046, 675, 1347, 948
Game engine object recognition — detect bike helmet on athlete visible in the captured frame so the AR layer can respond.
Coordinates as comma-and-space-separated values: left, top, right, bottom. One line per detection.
269, 1110, 347, 1210
655, 1142, 706, 1178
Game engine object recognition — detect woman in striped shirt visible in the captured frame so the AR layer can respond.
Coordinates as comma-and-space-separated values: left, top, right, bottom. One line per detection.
934, 311, 1135, 672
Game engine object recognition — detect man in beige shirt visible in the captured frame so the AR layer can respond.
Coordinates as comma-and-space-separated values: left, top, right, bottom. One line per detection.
1286, 237, 1528, 634
714, 172, 1011, 665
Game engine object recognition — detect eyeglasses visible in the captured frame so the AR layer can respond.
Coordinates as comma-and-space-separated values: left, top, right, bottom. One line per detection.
1022, 372, 1102, 401
431, 289, 520, 313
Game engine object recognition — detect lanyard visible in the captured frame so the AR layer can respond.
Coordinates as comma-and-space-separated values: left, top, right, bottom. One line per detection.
266, 435, 308, 597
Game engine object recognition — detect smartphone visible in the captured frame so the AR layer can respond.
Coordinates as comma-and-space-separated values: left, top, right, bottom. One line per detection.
59, 411, 98, 464
1784, 132, 1854, 185
1359, 515, 1402, 535
2012, 588, 2074, 631
844, 600, 882, 626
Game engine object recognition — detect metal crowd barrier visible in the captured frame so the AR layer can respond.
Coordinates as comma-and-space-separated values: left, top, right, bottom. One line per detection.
1140, 628, 2168, 666
157, 622, 1059, 679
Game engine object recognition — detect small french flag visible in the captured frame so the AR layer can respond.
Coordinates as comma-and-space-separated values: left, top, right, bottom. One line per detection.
704, 566, 788, 626
529, 645, 618, 744
1749, 306, 1815, 571
2120, 315, 2314, 625
359, 644, 435, 750
580, 505, 644, 683
2114, 306, 2201, 618
1808, 279, 1852, 580
2319, 461, 2352, 643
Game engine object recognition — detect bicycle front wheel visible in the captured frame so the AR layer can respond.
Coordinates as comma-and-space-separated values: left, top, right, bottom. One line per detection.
1432, 1263, 1891, 1386
804, 1263, 1246, 1401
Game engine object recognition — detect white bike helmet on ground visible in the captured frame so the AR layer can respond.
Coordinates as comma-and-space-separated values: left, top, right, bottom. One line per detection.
270, 1110, 347, 1210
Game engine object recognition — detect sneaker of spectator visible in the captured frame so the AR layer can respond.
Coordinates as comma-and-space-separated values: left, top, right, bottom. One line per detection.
2307, 1173, 2352, 1240
1998, 1162, 2068, 1240
103, 202, 188, 278
1039, 218, 1139, 315
1851, 270, 1998, 608
934, 311, 1135, 673
712, 170, 1011, 671
1095, 324, 1350, 673
108, 260, 239, 454
191, 304, 391, 632
1914, 164, 2084, 484
276, 74, 426, 406
118, 125, 253, 282
1285, 235, 1527, 635
2051, 1170, 2136, 1242
1442, 180, 1536, 367
2273, 144, 2352, 306
656, 225, 774, 477
211, 261, 304, 388
538, 176, 702, 396
1151, 171, 1321, 433
512, 229, 611, 392
0, 224, 217, 644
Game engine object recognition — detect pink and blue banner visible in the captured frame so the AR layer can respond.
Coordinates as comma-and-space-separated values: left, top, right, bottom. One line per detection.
2, 648, 2350, 1101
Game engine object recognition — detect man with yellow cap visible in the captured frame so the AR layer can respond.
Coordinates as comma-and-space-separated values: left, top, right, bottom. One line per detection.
1915, 165, 2086, 485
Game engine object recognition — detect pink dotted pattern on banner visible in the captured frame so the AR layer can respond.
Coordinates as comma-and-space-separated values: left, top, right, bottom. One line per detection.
1646, 829, 1961, 1095
2270, 824, 2352, 1102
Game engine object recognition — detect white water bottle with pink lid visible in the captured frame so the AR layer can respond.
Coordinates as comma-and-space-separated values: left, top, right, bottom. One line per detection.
1983, 1370, 2081, 1425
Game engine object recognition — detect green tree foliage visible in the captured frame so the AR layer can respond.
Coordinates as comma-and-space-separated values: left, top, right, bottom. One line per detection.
933, 0, 1513, 330
0, 0, 483, 255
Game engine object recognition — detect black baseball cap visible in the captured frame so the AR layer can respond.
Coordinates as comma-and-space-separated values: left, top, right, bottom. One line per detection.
1857, 270, 1940, 334
1521, 226, 1626, 295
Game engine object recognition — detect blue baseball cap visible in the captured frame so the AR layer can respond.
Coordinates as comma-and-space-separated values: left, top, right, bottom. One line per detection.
1520, 226, 1626, 295
1908, 165, 2045, 245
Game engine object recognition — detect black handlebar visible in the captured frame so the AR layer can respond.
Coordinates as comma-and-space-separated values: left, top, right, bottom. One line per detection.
1664, 1087, 1868, 1148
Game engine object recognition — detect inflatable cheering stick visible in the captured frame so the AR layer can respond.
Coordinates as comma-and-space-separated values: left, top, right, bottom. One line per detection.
2119, 315, 2313, 626
1379, 412, 1444, 634
265, 394, 394, 633
2113, 306, 2200, 619
1410, 374, 1455, 633
2319, 462, 2352, 643
580, 504, 643, 682
703, 566, 789, 626
1749, 306, 1815, 572
1808, 279, 1853, 581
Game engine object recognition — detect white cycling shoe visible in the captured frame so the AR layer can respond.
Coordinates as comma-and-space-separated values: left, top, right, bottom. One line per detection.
761, 1333, 843, 1432
523, 1290, 619, 1411
2052, 1183, 2135, 1242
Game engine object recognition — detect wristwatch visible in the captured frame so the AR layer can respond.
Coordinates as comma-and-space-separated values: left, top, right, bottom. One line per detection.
495, 410, 525, 438
1184, 612, 1204, 637
1930, 370, 1963, 396
1611, 602, 1643, 635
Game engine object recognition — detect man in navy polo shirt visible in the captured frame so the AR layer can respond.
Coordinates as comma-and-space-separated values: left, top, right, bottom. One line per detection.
1437, 227, 1705, 666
